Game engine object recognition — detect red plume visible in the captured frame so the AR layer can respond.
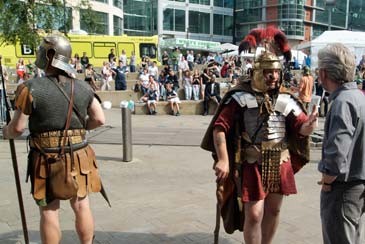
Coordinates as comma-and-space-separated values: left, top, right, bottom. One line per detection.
238, 28, 264, 54
266, 26, 292, 62
239, 26, 292, 63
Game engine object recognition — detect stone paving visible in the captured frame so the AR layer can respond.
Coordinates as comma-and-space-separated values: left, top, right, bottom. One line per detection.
0, 109, 327, 244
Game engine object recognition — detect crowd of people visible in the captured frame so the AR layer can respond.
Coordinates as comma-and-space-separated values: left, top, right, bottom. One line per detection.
1, 30, 365, 244
4, 46, 365, 118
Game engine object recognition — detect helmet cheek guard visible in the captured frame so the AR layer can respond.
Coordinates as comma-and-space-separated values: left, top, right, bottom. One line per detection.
251, 52, 282, 93
35, 35, 76, 75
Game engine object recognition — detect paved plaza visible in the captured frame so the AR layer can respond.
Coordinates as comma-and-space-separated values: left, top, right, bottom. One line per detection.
0, 109, 326, 244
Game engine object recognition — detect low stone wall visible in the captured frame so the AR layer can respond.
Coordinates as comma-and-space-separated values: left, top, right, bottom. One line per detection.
133, 100, 219, 115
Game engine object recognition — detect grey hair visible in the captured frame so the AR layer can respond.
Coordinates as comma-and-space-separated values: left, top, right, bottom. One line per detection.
318, 43, 355, 84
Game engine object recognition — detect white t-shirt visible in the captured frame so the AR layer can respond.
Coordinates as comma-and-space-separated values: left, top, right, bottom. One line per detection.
139, 73, 150, 87
119, 54, 127, 66
148, 66, 159, 78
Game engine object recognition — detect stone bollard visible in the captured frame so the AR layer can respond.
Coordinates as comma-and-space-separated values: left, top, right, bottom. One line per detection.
120, 101, 132, 162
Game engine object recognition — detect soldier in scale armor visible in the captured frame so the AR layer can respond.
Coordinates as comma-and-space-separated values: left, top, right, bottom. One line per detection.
201, 27, 318, 244
3, 35, 107, 244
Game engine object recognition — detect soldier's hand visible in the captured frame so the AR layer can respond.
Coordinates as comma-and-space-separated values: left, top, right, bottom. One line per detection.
214, 160, 229, 181
307, 104, 318, 126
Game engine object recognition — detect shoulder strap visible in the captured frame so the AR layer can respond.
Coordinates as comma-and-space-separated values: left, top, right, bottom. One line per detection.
49, 77, 86, 127
60, 79, 75, 156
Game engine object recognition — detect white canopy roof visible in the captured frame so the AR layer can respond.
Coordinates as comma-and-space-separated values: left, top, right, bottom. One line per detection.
298, 31, 365, 69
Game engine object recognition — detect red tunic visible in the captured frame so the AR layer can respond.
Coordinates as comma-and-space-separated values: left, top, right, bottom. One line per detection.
214, 99, 308, 202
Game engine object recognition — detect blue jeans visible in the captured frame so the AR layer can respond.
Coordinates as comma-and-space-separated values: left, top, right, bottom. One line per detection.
320, 181, 365, 244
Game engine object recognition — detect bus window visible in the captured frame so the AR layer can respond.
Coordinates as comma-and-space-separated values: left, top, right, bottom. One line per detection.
139, 43, 156, 59
70, 42, 92, 58
117, 42, 135, 58
93, 42, 116, 59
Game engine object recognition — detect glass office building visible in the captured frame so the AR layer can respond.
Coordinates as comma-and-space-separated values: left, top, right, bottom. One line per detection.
27, 0, 365, 45
63, 0, 233, 42
234, 0, 365, 46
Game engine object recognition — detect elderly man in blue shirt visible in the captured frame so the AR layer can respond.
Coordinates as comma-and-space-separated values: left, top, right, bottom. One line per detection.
317, 43, 365, 244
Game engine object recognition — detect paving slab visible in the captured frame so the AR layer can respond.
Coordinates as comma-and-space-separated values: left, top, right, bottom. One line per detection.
0, 109, 328, 244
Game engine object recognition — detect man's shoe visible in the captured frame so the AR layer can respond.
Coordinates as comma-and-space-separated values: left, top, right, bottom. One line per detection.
176, 111, 180, 116
152, 111, 157, 115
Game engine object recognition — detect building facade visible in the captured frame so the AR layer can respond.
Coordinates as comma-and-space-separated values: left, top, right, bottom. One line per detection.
65, 0, 233, 43
31, 0, 365, 45
234, 0, 365, 47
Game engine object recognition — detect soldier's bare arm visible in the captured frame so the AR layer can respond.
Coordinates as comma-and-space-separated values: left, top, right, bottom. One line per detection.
213, 126, 230, 180
2, 110, 28, 139
86, 97, 105, 130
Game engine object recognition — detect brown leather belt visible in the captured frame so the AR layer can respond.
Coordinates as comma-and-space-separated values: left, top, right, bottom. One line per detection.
30, 129, 86, 148
241, 146, 290, 164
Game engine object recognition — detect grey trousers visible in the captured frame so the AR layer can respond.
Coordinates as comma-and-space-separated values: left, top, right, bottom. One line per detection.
320, 181, 365, 244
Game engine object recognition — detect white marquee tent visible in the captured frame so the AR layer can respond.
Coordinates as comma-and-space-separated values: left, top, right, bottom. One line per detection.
298, 30, 365, 69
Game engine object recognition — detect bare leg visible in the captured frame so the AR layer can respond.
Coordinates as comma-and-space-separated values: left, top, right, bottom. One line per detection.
39, 200, 61, 244
169, 101, 174, 114
152, 103, 156, 112
147, 103, 152, 114
175, 103, 180, 112
70, 196, 94, 244
244, 200, 264, 244
261, 193, 283, 244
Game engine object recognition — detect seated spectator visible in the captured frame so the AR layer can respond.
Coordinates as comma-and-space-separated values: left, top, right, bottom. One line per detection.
207, 60, 220, 77
81, 52, 90, 70
186, 50, 195, 71
158, 70, 167, 101
73, 53, 83, 73
166, 69, 179, 92
203, 75, 221, 116
148, 75, 160, 99
195, 53, 203, 64
166, 82, 181, 116
200, 68, 211, 99
85, 64, 98, 91
182, 70, 192, 100
139, 68, 150, 95
140, 82, 158, 115
220, 61, 230, 78
178, 56, 189, 80
192, 69, 201, 101
16, 58, 26, 82
139, 56, 148, 74
101, 61, 114, 91
129, 51, 136, 73
148, 61, 159, 79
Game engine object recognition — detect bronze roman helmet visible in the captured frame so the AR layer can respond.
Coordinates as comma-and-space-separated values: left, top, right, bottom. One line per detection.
238, 27, 292, 92
252, 51, 282, 92
35, 34, 76, 75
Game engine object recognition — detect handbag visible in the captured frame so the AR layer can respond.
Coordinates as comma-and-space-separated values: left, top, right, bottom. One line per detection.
34, 79, 79, 200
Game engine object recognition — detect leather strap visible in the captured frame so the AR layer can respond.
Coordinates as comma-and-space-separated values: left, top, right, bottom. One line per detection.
60, 78, 74, 155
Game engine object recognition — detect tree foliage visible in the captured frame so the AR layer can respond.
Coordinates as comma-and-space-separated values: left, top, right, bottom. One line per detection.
0, 0, 91, 48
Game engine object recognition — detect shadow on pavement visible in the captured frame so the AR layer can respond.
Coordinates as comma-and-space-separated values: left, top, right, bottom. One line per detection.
0, 230, 236, 244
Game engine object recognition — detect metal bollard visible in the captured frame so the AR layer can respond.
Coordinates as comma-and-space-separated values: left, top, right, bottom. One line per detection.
121, 102, 132, 162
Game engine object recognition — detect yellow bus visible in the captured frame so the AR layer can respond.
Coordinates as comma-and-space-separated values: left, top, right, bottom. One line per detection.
0, 34, 159, 68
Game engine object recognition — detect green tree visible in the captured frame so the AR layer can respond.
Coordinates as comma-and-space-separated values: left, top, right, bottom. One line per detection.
0, 0, 91, 48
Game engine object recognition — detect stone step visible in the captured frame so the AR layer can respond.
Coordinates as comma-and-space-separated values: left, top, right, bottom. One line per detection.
133, 100, 219, 115
96, 85, 230, 109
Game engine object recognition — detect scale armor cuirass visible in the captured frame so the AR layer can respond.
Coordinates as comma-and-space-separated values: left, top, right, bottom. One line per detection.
25, 77, 94, 134
232, 91, 297, 193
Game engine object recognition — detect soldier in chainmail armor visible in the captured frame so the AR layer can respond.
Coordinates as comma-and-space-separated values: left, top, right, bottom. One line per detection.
201, 27, 318, 244
3, 34, 106, 244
